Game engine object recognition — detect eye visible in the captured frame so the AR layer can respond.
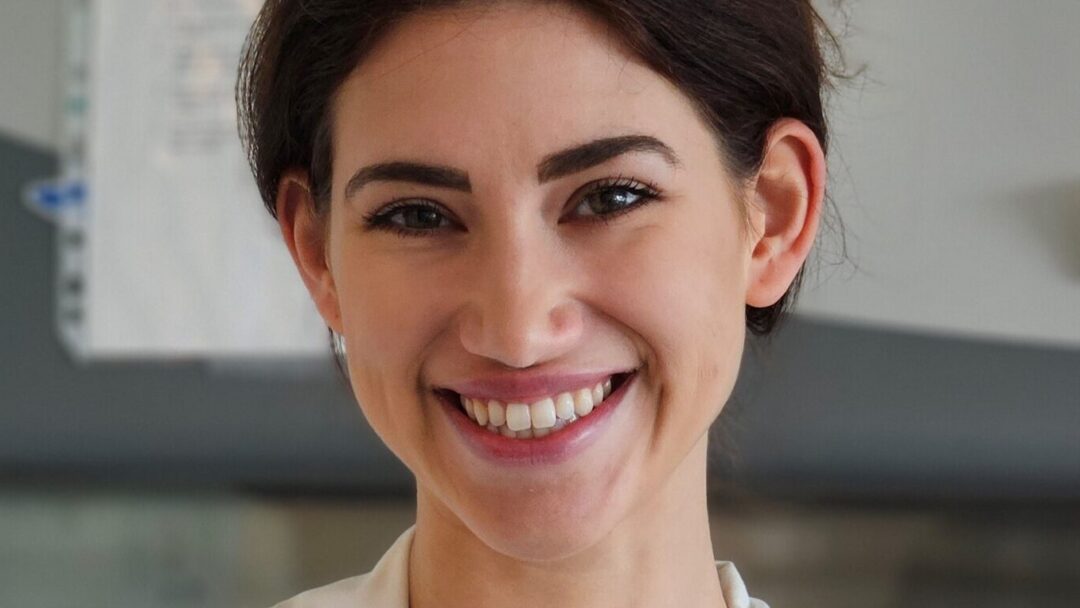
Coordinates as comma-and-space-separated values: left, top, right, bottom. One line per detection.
362, 200, 458, 237
567, 176, 662, 222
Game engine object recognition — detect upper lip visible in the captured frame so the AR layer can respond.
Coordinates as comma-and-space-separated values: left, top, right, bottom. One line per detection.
439, 369, 635, 403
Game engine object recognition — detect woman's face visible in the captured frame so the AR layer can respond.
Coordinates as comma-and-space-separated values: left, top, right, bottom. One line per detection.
324, 3, 753, 560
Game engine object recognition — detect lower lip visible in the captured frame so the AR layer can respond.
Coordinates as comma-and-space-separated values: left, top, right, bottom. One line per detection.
438, 372, 637, 466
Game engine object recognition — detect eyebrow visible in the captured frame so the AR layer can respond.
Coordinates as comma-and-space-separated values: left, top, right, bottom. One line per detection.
343, 134, 681, 200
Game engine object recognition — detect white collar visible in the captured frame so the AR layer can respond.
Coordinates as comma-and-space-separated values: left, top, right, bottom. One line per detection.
274, 526, 768, 608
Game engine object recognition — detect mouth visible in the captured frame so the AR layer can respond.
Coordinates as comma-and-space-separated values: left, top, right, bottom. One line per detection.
434, 370, 636, 440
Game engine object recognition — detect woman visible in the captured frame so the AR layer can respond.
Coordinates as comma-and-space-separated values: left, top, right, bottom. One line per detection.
237, 0, 838, 606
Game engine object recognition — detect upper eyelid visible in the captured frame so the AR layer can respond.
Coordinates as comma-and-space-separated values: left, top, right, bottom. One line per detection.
578, 176, 660, 198
365, 199, 458, 222
564, 177, 661, 213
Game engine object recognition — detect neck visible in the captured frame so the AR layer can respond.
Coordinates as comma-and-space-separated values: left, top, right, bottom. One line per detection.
409, 436, 727, 608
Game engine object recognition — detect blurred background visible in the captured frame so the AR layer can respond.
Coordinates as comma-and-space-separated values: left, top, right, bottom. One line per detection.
1, 0, 1078, 606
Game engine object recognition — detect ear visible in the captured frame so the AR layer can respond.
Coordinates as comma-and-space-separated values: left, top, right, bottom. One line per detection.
275, 170, 343, 333
744, 118, 826, 308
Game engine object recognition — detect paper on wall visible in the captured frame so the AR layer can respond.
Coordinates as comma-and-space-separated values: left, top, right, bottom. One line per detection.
74, 0, 325, 358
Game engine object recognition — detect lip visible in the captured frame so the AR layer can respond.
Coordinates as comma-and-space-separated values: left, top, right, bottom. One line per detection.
437, 370, 638, 466
440, 369, 634, 404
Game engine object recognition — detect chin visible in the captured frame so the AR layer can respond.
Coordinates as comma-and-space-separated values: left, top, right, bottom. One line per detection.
457, 468, 634, 563
469, 507, 612, 563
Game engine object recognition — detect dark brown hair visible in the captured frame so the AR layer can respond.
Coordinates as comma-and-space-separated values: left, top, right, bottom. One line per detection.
236, 0, 846, 338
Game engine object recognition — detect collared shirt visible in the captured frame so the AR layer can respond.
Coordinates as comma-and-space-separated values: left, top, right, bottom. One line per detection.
273, 526, 769, 608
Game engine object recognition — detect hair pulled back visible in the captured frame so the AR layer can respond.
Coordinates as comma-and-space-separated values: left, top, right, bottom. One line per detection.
237, 0, 844, 337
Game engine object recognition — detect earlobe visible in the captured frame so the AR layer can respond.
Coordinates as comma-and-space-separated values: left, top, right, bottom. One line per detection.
744, 119, 826, 308
275, 170, 343, 333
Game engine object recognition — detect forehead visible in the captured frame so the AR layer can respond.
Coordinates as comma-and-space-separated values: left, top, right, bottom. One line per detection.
331, 2, 710, 186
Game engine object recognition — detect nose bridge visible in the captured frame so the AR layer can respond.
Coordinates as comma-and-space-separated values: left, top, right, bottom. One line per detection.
458, 215, 581, 368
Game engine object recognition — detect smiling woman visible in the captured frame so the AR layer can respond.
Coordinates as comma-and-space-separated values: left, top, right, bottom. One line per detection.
236, 1, 841, 607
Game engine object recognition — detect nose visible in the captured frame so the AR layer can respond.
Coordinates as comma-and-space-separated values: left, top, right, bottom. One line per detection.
456, 222, 584, 369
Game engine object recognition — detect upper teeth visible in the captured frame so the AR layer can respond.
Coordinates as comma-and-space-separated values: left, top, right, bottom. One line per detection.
461, 377, 614, 439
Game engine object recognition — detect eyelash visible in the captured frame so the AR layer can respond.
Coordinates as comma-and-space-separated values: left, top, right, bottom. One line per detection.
361, 175, 663, 238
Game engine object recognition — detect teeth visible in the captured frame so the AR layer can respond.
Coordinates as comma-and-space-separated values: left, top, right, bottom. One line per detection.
487, 400, 506, 427
554, 393, 576, 420
530, 398, 557, 429
573, 388, 594, 417
473, 399, 489, 426
458, 374, 626, 438
505, 403, 531, 431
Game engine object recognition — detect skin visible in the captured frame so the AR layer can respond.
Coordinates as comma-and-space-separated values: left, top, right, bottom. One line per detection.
277, 2, 824, 607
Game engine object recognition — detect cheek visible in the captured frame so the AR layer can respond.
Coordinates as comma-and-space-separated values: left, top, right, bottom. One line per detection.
590, 213, 747, 427
593, 217, 746, 358
333, 248, 444, 364
330, 250, 451, 458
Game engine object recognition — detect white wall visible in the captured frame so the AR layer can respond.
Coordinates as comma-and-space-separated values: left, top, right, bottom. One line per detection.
804, 0, 1080, 348
0, 0, 63, 149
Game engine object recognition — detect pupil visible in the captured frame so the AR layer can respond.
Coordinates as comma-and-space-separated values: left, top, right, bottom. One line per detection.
592, 189, 634, 214
409, 207, 440, 228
